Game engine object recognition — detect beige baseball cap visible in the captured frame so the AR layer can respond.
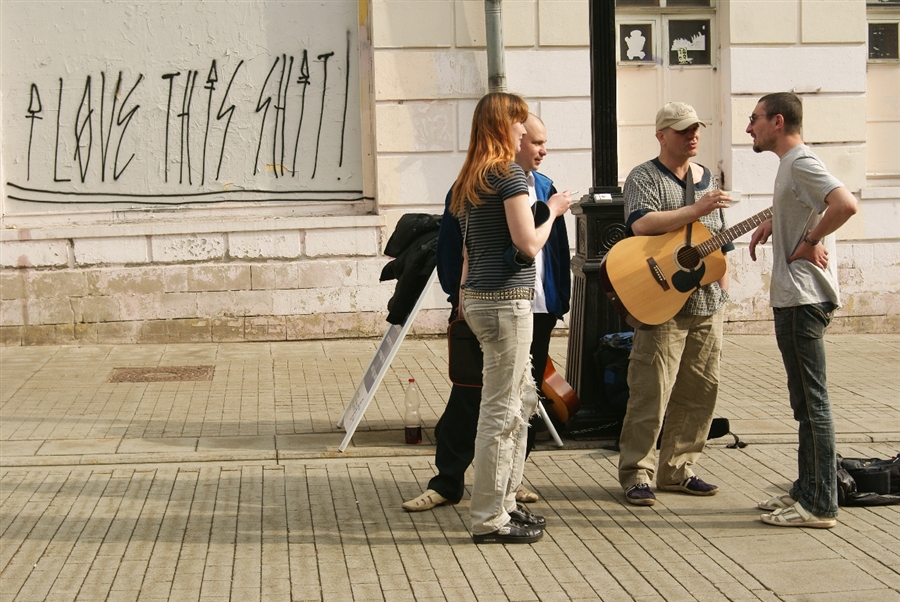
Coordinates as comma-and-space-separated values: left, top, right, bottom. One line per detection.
656, 102, 706, 131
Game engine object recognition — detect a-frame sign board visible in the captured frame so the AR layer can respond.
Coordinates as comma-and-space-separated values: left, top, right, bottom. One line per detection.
336, 267, 564, 452
336, 268, 438, 452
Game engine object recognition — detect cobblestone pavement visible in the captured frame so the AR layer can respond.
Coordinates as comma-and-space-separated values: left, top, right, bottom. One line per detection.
1, 334, 899, 601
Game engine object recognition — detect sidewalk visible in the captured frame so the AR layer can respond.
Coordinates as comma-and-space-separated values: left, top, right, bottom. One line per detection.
1, 334, 899, 601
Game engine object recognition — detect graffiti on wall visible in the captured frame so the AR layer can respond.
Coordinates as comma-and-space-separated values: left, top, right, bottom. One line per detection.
2, 2, 364, 207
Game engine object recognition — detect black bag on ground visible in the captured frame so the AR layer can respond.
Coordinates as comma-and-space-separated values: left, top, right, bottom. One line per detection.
836, 453, 900, 507
564, 333, 634, 439
597, 332, 633, 421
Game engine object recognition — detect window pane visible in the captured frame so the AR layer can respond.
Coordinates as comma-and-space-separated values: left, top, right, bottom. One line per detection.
667, 0, 712, 6
869, 23, 899, 59
669, 20, 711, 65
620, 24, 655, 63
617, 0, 659, 6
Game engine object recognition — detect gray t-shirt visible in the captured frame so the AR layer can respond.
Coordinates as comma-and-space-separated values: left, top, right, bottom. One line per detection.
770, 144, 844, 308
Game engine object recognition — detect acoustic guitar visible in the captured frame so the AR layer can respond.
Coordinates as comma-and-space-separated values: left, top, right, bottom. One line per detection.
601, 207, 773, 326
541, 356, 579, 424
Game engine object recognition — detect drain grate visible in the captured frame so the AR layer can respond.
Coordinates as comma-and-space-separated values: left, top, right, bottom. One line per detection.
108, 366, 215, 383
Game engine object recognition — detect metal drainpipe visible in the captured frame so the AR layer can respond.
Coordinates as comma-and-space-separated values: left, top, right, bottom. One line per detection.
485, 0, 506, 93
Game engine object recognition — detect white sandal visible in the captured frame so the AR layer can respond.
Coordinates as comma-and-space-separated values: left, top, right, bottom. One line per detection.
760, 502, 836, 529
757, 493, 795, 511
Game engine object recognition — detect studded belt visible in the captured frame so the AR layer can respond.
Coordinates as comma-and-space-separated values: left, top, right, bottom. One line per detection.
462, 287, 534, 301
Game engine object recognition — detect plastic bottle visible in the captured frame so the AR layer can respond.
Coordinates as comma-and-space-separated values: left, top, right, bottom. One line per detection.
404, 378, 422, 444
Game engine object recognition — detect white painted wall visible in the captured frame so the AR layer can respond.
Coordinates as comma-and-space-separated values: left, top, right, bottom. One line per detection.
1, 1, 363, 212
371, 0, 899, 334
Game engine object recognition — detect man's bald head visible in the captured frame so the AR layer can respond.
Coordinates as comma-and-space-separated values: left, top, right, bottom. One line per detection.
516, 113, 548, 173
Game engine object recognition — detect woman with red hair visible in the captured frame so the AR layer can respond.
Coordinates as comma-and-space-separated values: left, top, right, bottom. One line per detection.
452, 93, 571, 544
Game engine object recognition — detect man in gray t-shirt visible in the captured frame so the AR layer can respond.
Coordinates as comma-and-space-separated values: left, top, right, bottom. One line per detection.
747, 92, 858, 529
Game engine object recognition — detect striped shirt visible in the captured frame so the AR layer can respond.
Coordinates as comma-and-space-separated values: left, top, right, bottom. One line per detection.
462, 163, 532, 292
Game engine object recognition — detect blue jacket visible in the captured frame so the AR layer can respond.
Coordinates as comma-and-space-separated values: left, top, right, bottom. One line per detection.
436, 171, 571, 318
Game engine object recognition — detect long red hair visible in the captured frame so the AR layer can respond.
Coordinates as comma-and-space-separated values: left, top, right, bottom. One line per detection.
450, 93, 529, 217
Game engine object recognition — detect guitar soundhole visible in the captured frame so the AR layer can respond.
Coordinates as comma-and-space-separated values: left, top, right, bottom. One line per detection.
677, 246, 701, 270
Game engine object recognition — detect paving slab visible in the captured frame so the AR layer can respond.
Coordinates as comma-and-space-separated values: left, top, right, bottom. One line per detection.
195, 435, 275, 452
35, 437, 121, 456
115, 436, 198, 454
1, 335, 899, 601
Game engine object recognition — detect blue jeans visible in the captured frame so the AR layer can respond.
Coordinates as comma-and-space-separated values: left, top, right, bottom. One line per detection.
462, 297, 537, 535
774, 302, 838, 518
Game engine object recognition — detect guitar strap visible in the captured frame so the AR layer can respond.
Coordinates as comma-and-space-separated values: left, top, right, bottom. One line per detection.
683, 165, 704, 288
684, 165, 695, 245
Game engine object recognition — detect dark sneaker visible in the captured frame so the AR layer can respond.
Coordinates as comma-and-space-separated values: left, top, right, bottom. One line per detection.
625, 483, 656, 506
472, 522, 543, 544
658, 476, 719, 496
509, 503, 546, 528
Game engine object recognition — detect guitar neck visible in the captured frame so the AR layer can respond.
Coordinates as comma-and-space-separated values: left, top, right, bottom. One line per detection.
697, 207, 773, 258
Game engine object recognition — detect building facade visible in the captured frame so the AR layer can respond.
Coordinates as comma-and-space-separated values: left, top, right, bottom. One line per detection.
1, 0, 898, 345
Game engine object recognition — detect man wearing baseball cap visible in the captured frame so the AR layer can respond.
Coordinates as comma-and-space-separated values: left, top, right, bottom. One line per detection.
616, 102, 735, 506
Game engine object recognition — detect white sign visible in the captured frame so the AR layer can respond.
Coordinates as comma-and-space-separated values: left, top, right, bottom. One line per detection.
337, 269, 437, 452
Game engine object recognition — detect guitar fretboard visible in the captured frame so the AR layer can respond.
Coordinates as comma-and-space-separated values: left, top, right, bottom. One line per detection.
697, 207, 773, 258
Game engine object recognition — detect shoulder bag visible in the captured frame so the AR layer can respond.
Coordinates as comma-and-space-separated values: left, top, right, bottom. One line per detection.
447, 207, 483, 387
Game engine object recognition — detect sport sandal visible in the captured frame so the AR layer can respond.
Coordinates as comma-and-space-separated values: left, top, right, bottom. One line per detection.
757, 493, 795, 511
760, 502, 836, 529
509, 503, 546, 528
472, 521, 543, 544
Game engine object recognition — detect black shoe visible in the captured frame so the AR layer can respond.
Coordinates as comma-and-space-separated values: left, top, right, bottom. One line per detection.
509, 503, 546, 528
658, 476, 719, 496
625, 483, 656, 506
472, 522, 543, 544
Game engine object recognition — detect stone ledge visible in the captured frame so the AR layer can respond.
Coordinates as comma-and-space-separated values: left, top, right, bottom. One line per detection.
3, 432, 896, 469
0, 213, 385, 242
0, 308, 454, 345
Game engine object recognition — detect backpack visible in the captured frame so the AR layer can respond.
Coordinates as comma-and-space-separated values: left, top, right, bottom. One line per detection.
564, 333, 634, 439
836, 453, 900, 507
596, 332, 633, 420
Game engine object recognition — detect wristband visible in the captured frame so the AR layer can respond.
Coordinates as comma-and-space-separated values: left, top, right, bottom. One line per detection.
804, 236, 820, 246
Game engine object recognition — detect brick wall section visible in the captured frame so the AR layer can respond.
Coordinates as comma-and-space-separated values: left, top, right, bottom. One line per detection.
0, 214, 463, 345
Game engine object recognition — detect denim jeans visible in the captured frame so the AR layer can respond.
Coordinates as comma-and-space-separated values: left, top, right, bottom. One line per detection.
462, 297, 537, 535
774, 302, 838, 518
